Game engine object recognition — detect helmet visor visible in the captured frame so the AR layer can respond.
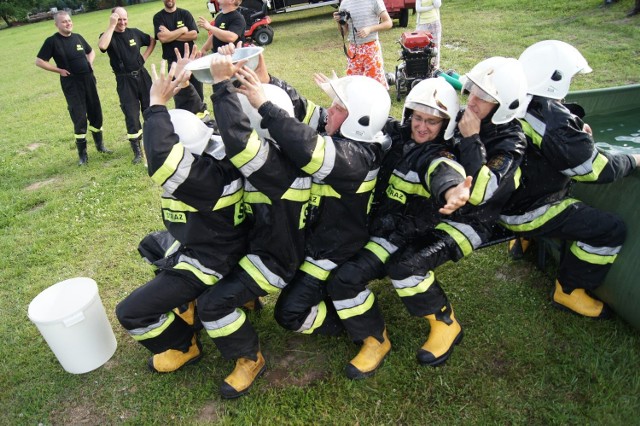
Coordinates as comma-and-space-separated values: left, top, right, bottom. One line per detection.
405, 102, 447, 119
464, 81, 498, 104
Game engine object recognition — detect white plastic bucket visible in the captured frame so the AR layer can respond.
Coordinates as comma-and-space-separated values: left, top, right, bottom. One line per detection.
28, 277, 117, 374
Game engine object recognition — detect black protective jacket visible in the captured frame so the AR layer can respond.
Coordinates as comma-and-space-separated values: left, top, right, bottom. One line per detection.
502, 96, 637, 215
142, 105, 248, 280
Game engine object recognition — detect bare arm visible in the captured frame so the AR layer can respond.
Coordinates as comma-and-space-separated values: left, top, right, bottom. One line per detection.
86, 49, 96, 67
98, 13, 118, 51
176, 29, 198, 42
356, 11, 392, 38
142, 38, 156, 62
156, 25, 188, 43
35, 57, 70, 76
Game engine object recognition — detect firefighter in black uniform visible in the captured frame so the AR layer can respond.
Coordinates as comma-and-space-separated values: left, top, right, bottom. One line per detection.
153, 0, 208, 117
500, 40, 640, 318
36, 11, 111, 166
115, 61, 248, 374
326, 77, 471, 379
173, 55, 311, 399
99, 7, 156, 164
234, 66, 392, 339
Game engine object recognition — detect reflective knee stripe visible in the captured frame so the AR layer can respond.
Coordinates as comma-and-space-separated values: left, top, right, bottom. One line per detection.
499, 198, 579, 233
203, 309, 246, 339
88, 125, 103, 133
436, 220, 482, 256
130, 312, 175, 341
335, 289, 375, 320
392, 272, 435, 298
231, 131, 268, 177
173, 254, 222, 285
196, 110, 210, 121
74, 133, 87, 140
568, 151, 609, 182
239, 254, 286, 294
164, 239, 180, 257
427, 158, 466, 189
299, 257, 337, 281
365, 237, 397, 263
302, 136, 336, 180
127, 130, 142, 139
357, 168, 379, 194
570, 241, 620, 265
469, 165, 497, 206
298, 301, 327, 334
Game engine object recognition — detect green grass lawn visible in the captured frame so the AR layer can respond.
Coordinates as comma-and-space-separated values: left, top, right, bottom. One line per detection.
1, 0, 639, 423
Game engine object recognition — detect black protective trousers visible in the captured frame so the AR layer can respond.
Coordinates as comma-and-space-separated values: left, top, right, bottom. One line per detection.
60, 73, 103, 138
115, 70, 152, 138
509, 201, 626, 291
115, 269, 206, 354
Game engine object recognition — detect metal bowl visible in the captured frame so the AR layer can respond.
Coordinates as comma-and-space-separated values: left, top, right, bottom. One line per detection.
185, 46, 264, 84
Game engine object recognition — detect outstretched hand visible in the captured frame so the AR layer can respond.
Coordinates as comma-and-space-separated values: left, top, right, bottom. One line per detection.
149, 60, 190, 106
209, 53, 246, 84
235, 66, 268, 109
440, 176, 473, 215
174, 42, 201, 83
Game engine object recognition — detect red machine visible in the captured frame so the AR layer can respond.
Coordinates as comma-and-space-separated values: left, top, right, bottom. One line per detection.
394, 30, 437, 101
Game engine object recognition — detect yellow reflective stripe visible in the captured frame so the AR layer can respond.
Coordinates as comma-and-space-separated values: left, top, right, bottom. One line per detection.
513, 167, 522, 190
132, 311, 175, 341
230, 131, 261, 169
298, 202, 308, 229
239, 257, 279, 294
570, 242, 617, 265
152, 144, 185, 185
161, 198, 197, 212
572, 153, 609, 182
338, 292, 375, 320
427, 158, 466, 190
312, 183, 341, 198
436, 222, 473, 257
469, 165, 491, 205
173, 262, 220, 285
127, 130, 142, 139
501, 199, 579, 232
300, 261, 331, 280
396, 273, 435, 298
88, 125, 103, 133
302, 302, 327, 334
365, 240, 390, 263
244, 191, 272, 205
357, 176, 377, 194
215, 188, 244, 211
388, 175, 429, 198
74, 133, 87, 139
520, 119, 543, 148
302, 101, 318, 125
206, 310, 246, 338
301, 136, 326, 175
282, 187, 311, 202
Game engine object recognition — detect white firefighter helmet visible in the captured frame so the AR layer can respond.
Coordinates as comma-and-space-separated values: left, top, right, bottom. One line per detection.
168, 109, 213, 155
237, 84, 295, 141
519, 39, 592, 100
402, 77, 460, 139
324, 75, 391, 143
459, 56, 528, 124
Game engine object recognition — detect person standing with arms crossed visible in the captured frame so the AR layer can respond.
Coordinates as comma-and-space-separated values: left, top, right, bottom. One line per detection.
334, 0, 392, 89
36, 11, 111, 166
99, 7, 156, 164
153, 0, 207, 117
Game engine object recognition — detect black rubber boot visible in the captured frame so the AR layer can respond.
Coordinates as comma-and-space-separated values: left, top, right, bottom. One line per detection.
130, 138, 143, 164
92, 131, 112, 154
76, 139, 88, 166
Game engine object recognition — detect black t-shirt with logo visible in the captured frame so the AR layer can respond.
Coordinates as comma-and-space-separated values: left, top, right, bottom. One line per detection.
153, 8, 198, 64
211, 10, 246, 53
99, 28, 152, 73
37, 32, 93, 75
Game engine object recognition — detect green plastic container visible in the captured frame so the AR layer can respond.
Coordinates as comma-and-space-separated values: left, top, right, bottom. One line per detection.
563, 84, 640, 329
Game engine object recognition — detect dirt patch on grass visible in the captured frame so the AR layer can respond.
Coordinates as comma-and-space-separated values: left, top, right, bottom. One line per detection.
264, 335, 330, 388
196, 401, 222, 423
26, 178, 58, 191
49, 400, 106, 425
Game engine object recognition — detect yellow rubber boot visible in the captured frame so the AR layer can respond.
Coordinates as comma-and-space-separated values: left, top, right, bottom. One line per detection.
552, 281, 611, 319
173, 301, 197, 327
507, 237, 530, 260
345, 328, 391, 380
220, 351, 266, 399
417, 305, 463, 367
148, 334, 203, 373
242, 297, 264, 312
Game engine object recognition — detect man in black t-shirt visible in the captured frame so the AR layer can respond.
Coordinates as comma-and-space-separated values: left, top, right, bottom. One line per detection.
36, 11, 111, 166
153, 0, 208, 116
99, 7, 156, 165
197, 0, 246, 54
